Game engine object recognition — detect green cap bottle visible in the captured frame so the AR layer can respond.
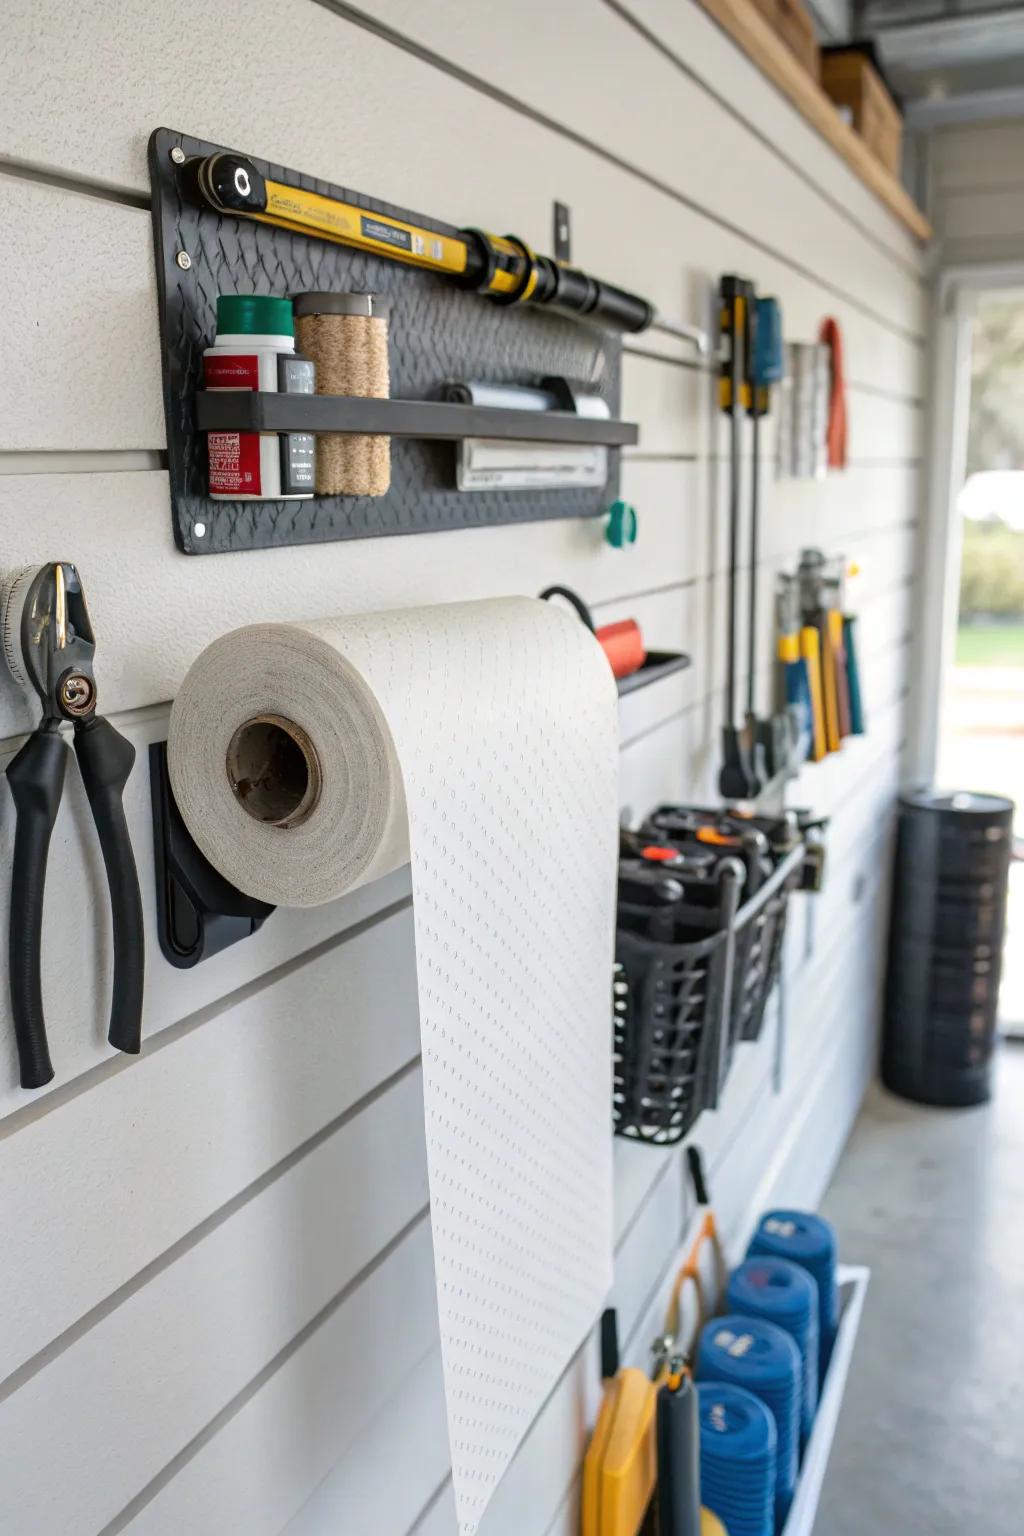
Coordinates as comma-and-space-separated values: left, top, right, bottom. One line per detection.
216, 294, 294, 337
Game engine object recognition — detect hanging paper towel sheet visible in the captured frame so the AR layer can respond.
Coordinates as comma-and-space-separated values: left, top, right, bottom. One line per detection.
168, 596, 619, 1533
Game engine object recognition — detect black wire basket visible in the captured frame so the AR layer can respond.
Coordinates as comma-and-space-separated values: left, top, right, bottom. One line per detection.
639, 806, 808, 1058
730, 870, 795, 1046
613, 812, 811, 1143
613, 864, 744, 1145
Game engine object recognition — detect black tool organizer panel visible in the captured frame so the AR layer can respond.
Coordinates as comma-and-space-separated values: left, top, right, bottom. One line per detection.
149, 128, 634, 556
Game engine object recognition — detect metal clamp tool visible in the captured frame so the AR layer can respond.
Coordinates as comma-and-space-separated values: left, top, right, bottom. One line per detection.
1, 563, 144, 1087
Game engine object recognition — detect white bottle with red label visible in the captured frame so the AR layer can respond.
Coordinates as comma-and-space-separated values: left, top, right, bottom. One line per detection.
204, 294, 311, 500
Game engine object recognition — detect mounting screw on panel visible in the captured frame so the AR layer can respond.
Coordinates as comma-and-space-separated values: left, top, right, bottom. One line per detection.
176, 250, 192, 271
553, 201, 572, 263
170, 146, 186, 165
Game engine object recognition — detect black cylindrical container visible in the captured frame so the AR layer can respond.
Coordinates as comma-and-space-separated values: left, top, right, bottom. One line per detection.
883, 790, 1013, 1107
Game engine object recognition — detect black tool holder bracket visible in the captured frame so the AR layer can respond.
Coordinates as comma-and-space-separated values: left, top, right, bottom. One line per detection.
150, 743, 274, 968
149, 127, 637, 555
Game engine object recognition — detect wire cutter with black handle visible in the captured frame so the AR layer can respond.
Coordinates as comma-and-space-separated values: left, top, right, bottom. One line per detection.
1, 562, 144, 1088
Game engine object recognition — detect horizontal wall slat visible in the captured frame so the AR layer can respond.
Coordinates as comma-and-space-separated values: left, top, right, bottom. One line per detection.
0, 705, 416, 1122
0, 907, 420, 1383
0, 6, 924, 1533
281, 1346, 450, 1536
1, 1, 923, 332
115, 1218, 439, 1536
471, 867, 890, 1536
0, 538, 911, 1126
0, 462, 919, 736
0, 1072, 430, 1535
321, 0, 925, 329
0, 172, 928, 454
620, 0, 921, 267
4, 724, 902, 1536
0, 464, 693, 736
931, 121, 1024, 190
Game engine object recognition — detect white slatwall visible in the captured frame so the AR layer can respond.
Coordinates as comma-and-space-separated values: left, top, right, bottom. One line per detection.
0, 2, 924, 1532
929, 119, 1024, 268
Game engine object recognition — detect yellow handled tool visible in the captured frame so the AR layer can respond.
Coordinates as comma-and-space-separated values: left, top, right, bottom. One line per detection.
818, 609, 841, 755
188, 151, 658, 334
583, 1151, 726, 1536
583, 1365, 662, 1536
799, 625, 827, 763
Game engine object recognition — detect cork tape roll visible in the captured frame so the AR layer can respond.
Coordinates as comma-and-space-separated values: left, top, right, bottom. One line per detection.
294, 292, 391, 497
167, 597, 619, 1534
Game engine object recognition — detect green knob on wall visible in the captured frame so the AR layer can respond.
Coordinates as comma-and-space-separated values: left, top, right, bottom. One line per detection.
605, 500, 638, 548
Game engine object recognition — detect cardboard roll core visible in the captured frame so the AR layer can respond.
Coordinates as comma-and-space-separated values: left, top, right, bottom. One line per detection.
226, 714, 322, 828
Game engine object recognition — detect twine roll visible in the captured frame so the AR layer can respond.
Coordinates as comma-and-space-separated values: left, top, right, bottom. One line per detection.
293, 292, 391, 497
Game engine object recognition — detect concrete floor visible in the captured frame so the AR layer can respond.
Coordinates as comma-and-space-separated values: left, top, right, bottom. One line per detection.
815, 1041, 1024, 1534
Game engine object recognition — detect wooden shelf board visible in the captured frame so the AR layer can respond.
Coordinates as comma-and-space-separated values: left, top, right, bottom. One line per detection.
696, 0, 932, 243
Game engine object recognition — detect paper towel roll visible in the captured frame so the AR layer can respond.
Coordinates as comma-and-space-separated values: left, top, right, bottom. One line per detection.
168, 596, 620, 1534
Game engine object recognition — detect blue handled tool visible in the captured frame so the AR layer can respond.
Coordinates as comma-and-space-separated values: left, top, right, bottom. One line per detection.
843, 613, 865, 735
776, 575, 812, 764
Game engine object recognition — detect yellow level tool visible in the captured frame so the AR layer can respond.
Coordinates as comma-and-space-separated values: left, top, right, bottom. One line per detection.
190, 151, 658, 333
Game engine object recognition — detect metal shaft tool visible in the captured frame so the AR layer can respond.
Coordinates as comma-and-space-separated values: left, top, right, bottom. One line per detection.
718, 275, 761, 800
186, 150, 705, 343
747, 296, 787, 779
1, 563, 144, 1087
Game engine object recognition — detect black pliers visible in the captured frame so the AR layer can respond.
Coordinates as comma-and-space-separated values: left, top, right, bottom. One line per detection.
1, 563, 144, 1088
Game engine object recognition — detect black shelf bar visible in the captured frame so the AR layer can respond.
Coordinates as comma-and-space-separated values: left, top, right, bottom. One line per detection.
195, 391, 639, 447
616, 651, 691, 697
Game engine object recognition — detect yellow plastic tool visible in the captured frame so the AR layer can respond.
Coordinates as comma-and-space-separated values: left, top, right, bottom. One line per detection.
701, 1510, 728, 1535
582, 1150, 726, 1536
582, 1367, 661, 1536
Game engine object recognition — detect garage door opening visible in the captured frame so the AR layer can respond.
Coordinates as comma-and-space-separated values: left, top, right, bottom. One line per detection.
936, 292, 1024, 1035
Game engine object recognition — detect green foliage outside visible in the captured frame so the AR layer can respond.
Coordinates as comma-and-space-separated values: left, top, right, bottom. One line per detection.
956, 623, 1024, 668
958, 301, 1024, 652
959, 519, 1024, 620
966, 299, 1024, 478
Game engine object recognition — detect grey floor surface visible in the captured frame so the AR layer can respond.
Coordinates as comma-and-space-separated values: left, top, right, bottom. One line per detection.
815, 1041, 1024, 1534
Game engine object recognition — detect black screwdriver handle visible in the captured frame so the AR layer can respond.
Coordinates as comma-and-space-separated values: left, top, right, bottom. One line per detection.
7, 728, 67, 1089
74, 716, 145, 1056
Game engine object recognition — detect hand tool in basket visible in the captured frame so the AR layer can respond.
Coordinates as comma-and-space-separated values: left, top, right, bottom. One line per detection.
718, 276, 762, 800
642, 807, 773, 898
1, 563, 144, 1087
618, 834, 721, 931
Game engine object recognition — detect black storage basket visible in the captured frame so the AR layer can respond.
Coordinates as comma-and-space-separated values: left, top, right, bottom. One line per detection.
731, 845, 805, 1046
613, 869, 742, 1146
638, 805, 806, 1055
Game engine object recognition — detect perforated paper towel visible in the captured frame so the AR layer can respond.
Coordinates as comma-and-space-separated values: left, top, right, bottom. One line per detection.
167, 597, 619, 1532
